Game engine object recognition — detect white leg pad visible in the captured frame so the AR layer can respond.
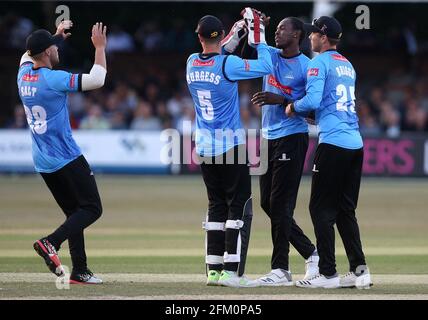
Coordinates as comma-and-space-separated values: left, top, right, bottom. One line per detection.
206, 255, 224, 264
203, 221, 225, 231
225, 219, 244, 230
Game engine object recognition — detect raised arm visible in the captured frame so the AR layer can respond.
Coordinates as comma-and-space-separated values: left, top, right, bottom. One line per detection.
224, 43, 273, 81
81, 22, 107, 91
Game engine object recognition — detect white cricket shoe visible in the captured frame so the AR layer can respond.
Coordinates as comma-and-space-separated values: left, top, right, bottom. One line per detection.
218, 270, 259, 288
257, 269, 294, 287
303, 251, 319, 280
340, 265, 373, 289
296, 274, 340, 289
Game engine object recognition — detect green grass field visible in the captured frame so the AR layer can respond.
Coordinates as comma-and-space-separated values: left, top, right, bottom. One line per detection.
0, 175, 427, 299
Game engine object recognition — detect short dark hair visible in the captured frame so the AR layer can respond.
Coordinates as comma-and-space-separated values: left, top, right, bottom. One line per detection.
327, 37, 340, 46
286, 17, 305, 45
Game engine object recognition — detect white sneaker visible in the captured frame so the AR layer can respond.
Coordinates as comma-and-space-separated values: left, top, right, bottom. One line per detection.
340, 265, 373, 289
296, 274, 340, 289
257, 269, 294, 287
218, 270, 259, 288
303, 252, 319, 280
339, 272, 358, 288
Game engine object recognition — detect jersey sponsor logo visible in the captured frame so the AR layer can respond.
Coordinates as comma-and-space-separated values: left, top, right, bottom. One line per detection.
244, 59, 250, 71
307, 68, 319, 77
267, 75, 292, 95
22, 74, 39, 82
192, 59, 215, 67
278, 153, 291, 161
331, 54, 348, 62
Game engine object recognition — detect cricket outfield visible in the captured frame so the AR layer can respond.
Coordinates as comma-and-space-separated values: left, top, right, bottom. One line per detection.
0, 175, 427, 299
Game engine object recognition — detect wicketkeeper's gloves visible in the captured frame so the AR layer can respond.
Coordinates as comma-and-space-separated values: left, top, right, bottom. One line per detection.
241, 7, 266, 47
221, 19, 248, 53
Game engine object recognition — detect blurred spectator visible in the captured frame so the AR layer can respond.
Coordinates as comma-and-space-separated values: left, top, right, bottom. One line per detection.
164, 19, 195, 52
0, 13, 33, 49
379, 101, 401, 137
110, 111, 128, 130
401, 99, 427, 132
157, 102, 173, 129
176, 105, 195, 135
6, 105, 27, 129
135, 21, 164, 52
79, 104, 111, 129
106, 25, 135, 54
357, 100, 382, 136
130, 101, 162, 130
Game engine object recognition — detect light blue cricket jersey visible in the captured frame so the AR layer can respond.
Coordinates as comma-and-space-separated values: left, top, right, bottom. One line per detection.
17, 62, 82, 173
294, 50, 363, 149
186, 44, 273, 156
262, 47, 309, 140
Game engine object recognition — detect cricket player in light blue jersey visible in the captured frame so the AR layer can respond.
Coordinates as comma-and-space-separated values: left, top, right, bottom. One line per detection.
285, 16, 372, 289
248, 15, 319, 287
186, 10, 273, 288
18, 21, 107, 284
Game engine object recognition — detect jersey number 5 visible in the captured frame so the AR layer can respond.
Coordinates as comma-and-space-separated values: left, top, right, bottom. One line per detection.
336, 84, 356, 113
197, 90, 214, 120
24, 105, 47, 134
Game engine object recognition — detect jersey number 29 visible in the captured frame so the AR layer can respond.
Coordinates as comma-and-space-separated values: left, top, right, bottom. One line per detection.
197, 90, 214, 120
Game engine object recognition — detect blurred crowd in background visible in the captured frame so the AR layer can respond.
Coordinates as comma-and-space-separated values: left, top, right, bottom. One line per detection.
2, 6, 428, 136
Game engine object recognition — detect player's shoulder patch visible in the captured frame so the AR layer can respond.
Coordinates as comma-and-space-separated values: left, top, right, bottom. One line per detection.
307, 68, 319, 77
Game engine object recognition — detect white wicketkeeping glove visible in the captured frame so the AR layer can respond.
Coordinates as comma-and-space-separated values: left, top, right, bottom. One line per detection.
221, 19, 248, 53
241, 7, 266, 47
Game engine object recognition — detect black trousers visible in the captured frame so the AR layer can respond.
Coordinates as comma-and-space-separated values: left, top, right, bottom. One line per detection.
40, 155, 102, 273
309, 143, 366, 276
200, 145, 252, 272
259, 133, 315, 271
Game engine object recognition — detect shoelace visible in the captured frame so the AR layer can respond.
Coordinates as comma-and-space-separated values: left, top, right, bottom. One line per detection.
44, 240, 57, 255
307, 274, 323, 281
342, 272, 355, 278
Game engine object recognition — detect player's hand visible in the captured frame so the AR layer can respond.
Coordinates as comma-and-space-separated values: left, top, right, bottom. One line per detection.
305, 111, 316, 125
91, 22, 107, 49
305, 117, 316, 125
251, 91, 285, 106
55, 20, 73, 39
285, 103, 295, 117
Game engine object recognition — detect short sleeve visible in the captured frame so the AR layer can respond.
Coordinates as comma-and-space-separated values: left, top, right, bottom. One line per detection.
45, 70, 81, 93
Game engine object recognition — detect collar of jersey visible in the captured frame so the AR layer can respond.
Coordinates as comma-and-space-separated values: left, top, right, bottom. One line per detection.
198, 52, 220, 60
279, 52, 302, 60
32, 66, 51, 71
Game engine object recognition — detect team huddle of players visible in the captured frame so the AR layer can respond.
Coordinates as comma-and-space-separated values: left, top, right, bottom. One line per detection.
186, 8, 372, 289
17, 7, 372, 289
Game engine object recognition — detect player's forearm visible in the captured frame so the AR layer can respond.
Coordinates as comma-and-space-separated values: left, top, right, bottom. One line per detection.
254, 44, 273, 74
294, 90, 322, 113
94, 47, 106, 70
81, 46, 107, 91
226, 44, 273, 80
